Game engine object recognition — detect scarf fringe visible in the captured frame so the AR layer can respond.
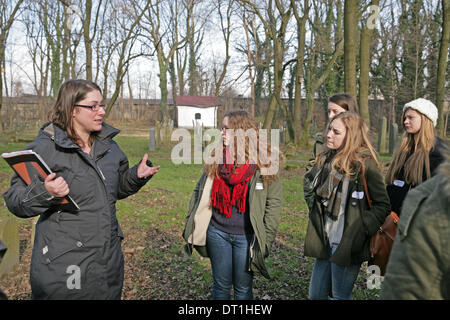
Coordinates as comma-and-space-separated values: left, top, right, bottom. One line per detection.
210, 149, 256, 218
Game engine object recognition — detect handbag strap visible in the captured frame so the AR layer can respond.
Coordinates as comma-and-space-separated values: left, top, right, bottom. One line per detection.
359, 157, 373, 209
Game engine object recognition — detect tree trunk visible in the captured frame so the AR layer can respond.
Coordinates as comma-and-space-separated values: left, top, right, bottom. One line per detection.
242, 11, 255, 117
436, 0, 450, 137
344, 0, 359, 99
0, 0, 24, 113
359, 0, 379, 128
292, 0, 309, 145
159, 63, 169, 122
84, 0, 93, 81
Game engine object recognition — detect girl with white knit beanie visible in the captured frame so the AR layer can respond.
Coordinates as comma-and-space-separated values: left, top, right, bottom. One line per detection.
385, 98, 447, 216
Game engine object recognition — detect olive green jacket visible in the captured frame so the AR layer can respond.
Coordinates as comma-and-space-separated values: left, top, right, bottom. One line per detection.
182, 171, 282, 279
303, 157, 390, 266
381, 159, 450, 300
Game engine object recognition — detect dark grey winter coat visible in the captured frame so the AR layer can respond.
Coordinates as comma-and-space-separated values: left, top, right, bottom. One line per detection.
3, 122, 151, 299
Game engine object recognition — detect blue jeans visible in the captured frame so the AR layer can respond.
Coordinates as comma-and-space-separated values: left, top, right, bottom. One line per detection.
206, 224, 254, 300
309, 244, 361, 300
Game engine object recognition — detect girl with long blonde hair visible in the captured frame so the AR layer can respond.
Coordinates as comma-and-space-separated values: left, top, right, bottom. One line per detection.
385, 98, 447, 216
183, 110, 282, 300
304, 111, 390, 300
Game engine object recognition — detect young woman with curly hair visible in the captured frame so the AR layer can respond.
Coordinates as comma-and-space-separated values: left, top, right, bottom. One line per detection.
183, 110, 282, 300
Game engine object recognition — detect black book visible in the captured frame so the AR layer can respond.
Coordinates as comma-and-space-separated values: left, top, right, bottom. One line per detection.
1, 150, 79, 211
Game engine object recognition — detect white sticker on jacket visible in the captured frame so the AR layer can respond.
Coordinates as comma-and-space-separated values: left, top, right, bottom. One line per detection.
352, 191, 365, 199
393, 180, 405, 187
42, 245, 48, 255
255, 182, 264, 190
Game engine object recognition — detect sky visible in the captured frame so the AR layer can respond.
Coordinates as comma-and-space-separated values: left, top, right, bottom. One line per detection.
4, 3, 249, 99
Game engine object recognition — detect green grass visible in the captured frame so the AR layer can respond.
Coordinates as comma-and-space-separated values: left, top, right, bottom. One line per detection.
0, 126, 391, 300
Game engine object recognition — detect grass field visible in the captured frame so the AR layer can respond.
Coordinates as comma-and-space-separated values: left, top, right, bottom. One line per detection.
0, 122, 384, 300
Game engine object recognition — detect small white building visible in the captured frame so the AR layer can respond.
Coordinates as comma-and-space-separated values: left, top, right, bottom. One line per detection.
176, 96, 219, 129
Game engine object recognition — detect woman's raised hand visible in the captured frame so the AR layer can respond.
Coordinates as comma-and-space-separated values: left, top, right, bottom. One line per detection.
137, 153, 160, 178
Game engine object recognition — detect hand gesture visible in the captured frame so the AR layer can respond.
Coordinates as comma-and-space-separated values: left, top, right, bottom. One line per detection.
44, 173, 70, 198
137, 153, 160, 179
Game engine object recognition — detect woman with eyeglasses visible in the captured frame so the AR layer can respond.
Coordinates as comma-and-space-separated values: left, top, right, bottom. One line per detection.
4, 79, 159, 299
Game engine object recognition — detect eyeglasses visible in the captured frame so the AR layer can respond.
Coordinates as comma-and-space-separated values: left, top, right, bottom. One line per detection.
74, 104, 106, 112
221, 126, 230, 131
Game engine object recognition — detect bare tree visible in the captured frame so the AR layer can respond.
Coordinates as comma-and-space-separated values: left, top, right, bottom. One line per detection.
212, 0, 237, 97
300, 0, 344, 148
240, 0, 293, 137
138, 0, 191, 121
79, 0, 104, 81
242, 8, 256, 116
359, 0, 379, 128
0, 0, 24, 113
291, 0, 309, 144
104, 0, 150, 118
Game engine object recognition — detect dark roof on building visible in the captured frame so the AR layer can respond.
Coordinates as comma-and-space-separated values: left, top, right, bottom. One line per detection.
176, 96, 219, 107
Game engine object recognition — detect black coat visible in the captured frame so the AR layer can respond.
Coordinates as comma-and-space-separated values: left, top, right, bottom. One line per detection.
387, 137, 447, 215
3, 123, 151, 299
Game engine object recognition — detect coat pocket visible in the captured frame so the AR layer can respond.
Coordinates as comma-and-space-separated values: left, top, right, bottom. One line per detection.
42, 232, 84, 264
39, 219, 85, 264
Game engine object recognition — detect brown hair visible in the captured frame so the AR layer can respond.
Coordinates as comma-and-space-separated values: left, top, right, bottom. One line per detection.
386, 108, 436, 185
204, 110, 278, 184
328, 93, 359, 113
316, 111, 379, 175
48, 79, 102, 147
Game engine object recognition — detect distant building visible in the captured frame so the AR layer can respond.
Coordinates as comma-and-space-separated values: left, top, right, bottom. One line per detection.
176, 96, 219, 129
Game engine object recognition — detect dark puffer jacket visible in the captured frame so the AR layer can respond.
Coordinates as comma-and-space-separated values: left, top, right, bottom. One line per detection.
3, 122, 151, 299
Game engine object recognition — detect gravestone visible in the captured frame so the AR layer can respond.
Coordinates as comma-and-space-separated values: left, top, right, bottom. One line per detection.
377, 117, 388, 154
0, 215, 19, 278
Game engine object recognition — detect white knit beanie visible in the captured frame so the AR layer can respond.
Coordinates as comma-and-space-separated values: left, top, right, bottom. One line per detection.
403, 98, 438, 127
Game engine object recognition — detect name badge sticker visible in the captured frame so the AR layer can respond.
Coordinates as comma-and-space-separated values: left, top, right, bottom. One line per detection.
352, 191, 364, 199
393, 180, 405, 187
255, 182, 264, 190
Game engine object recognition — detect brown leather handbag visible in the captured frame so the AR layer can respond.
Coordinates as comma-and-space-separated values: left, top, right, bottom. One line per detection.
360, 161, 399, 276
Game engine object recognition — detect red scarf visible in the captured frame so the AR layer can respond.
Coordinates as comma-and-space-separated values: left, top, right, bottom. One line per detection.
210, 148, 257, 218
